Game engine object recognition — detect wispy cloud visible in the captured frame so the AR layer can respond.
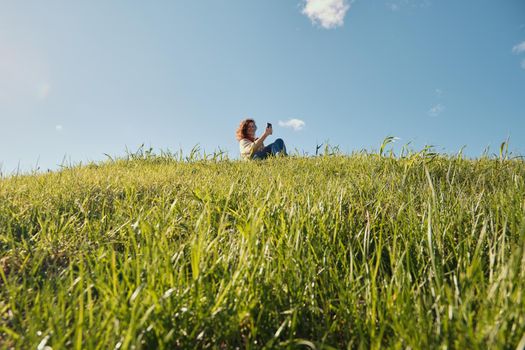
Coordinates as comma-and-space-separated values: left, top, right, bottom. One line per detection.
387, 0, 431, 12
278, 118, 306, 131
55, 125, 63, 132
37, 83, 51, 100
302, 0, 351, 29
428, 104, 445, 117
389, 3, 399, 11
512, 41, 525, 54
435, 88, 443, 98
1, 40, 50, 102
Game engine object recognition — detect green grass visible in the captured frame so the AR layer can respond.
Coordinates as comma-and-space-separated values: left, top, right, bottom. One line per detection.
1, 149, 524, 349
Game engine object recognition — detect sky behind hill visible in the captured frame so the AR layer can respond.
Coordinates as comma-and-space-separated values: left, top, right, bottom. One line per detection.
1, 0, 524, 173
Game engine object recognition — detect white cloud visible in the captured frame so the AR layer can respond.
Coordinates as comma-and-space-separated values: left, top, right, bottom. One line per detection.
278, 118, 306, 131
302, 0, 351, 29
55, 125, 63, 131
428, 104, 445, 117
512, 41, 525, 54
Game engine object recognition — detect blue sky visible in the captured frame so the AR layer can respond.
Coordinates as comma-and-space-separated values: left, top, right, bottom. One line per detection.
1, 0, 524, 173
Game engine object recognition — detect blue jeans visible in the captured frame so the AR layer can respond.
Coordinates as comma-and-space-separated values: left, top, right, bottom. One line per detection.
252, 138, 288, 160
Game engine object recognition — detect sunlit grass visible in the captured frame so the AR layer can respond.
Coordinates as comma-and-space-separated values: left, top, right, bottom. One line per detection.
1, 147, 524, 349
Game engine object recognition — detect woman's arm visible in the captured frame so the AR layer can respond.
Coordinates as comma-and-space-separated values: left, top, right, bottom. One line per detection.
252, 126, 272, 151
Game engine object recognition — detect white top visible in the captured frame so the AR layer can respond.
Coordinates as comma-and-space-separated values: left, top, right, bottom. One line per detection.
239, 138, 264, 160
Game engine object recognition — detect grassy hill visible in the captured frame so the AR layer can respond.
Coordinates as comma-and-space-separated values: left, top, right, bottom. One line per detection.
1, 151, 524, 349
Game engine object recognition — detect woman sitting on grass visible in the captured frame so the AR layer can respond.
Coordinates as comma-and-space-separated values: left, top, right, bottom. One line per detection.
236, 118, 287, 160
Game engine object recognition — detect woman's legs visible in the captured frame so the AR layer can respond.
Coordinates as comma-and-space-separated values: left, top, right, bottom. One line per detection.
271, 138, 287, 156
252, 138, 287, 160
252, 146, 271, 160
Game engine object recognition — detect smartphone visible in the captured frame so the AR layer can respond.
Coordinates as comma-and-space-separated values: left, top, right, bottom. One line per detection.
267, 122, 272, 128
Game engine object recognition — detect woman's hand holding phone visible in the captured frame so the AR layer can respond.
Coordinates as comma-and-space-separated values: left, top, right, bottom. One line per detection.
266, 122, 273, 135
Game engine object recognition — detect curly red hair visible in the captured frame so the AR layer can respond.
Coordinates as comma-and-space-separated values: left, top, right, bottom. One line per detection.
235, 118, 256, 142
